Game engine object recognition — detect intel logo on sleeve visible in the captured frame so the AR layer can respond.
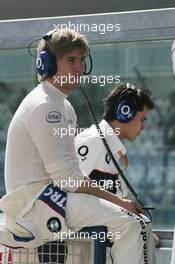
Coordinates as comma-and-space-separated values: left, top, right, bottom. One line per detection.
46, 111, 62, 123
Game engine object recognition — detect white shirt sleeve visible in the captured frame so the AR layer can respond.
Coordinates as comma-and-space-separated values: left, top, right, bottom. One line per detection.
27, 103, 85, 192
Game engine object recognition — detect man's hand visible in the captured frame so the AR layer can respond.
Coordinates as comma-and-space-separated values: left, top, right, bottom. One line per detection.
120, 199, 145, 216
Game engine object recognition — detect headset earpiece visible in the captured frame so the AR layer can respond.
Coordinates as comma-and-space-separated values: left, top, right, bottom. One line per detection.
115, 99, 137, 123
115, 83, 138, 123
36, 30, 57, 78
36, 50, 57, 78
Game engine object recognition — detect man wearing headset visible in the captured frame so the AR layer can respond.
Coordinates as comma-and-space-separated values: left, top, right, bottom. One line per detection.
0, 29, 156, 264
76, 82, 153, 197
75, 82, 159, 246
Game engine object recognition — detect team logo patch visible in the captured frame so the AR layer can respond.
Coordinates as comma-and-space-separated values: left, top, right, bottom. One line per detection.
47, 217, 62, 233
77, 145, 89, 161
46, 111, 62, 123
39, 183, 67, 217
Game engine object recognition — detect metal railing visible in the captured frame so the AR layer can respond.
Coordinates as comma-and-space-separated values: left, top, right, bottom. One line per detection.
0, 226, 174, 264
0, 8, 175, 49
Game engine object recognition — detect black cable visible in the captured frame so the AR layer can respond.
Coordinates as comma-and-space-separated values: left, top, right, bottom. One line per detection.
84, 54, 93, 75
27, 38, 42, 58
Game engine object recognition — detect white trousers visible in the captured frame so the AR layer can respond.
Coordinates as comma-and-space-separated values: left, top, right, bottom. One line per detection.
65, 193, 156, 264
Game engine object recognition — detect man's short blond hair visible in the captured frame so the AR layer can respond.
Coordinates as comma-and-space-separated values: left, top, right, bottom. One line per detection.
37, 29, 89, 59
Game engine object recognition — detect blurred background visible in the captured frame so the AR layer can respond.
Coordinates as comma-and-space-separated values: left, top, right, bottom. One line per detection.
0, 0, 175, 19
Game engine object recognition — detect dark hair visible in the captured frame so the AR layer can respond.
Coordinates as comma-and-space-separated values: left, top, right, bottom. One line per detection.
103, 82, 154, 121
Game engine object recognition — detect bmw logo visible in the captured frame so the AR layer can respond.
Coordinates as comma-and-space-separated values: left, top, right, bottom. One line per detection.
47, 217, 62, 233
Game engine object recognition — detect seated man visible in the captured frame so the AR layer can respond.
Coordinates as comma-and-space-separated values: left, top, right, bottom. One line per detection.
76, 82, 152, 198
0, 28, 156, 264
75, 82, 159, 247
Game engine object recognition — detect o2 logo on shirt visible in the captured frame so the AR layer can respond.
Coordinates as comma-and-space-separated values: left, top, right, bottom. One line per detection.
46, 111, 62, 123
77, 145, 89, 161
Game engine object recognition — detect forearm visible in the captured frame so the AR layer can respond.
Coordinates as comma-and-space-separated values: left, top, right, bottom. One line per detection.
75, 177, 144, 215
75, 177, 124, 207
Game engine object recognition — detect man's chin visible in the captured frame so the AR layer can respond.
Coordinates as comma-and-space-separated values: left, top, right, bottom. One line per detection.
129, 135, 137, 141
67, 82, 81, 90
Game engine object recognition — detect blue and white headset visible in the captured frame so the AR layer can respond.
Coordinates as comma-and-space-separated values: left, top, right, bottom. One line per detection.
115, 83, 138, 123
36, 30, 57, 78
35, 30, 93, 78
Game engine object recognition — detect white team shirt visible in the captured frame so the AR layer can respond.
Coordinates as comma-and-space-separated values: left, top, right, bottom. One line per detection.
75, 120, 128, 198
5, 81, 85, 193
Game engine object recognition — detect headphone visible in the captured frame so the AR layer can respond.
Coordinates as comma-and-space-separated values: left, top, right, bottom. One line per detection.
115, 83, 138, 123
35, 30, 93, 78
